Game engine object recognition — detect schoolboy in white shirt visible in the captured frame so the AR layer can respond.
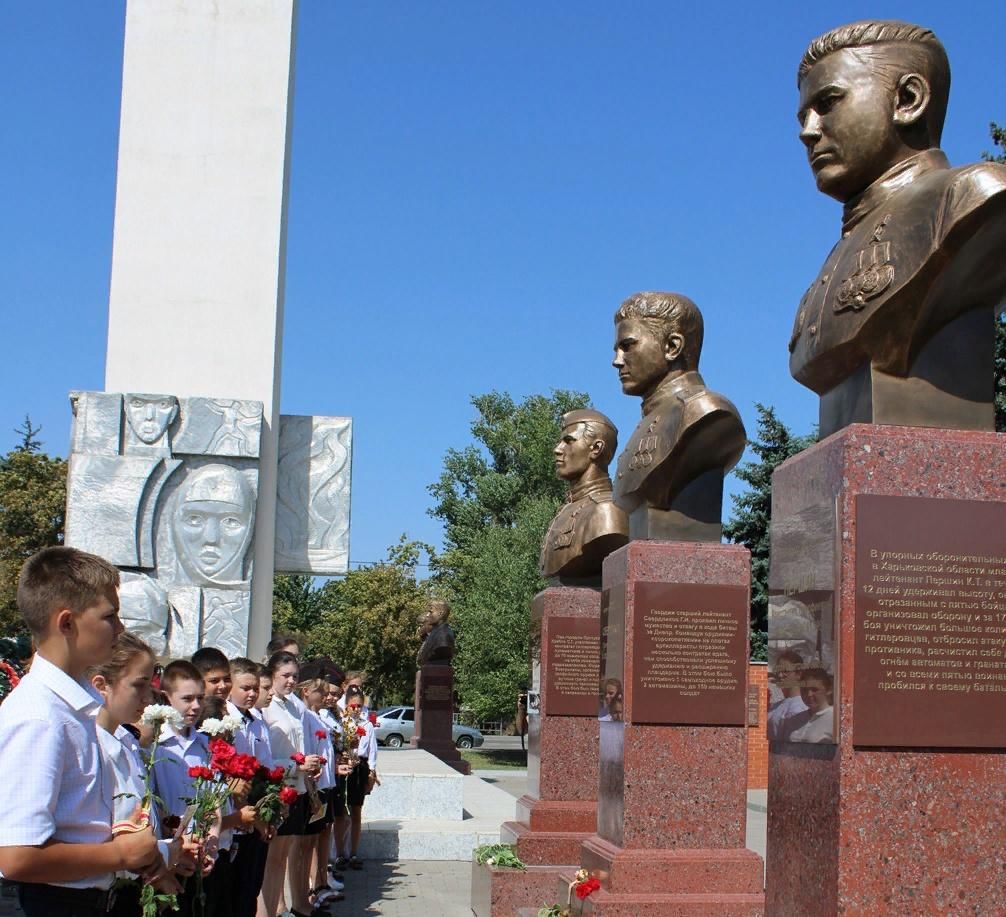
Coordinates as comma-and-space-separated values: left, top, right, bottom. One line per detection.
0, 547, 160, 917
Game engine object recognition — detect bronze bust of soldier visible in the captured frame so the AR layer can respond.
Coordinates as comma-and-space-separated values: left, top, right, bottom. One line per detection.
540, 409, 628, 583
416, 599, 455, 666
612, 292, 745, 542
790, 20, 1006, 437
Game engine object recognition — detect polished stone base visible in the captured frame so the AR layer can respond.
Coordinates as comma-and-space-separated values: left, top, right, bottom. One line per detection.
577, 541, 764, 913
767, 424, 1006, 915
411, 664, 470, 774
470, 862, 568, 917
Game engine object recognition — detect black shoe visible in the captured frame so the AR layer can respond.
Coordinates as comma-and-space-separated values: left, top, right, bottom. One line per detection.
349, 855, 363, 870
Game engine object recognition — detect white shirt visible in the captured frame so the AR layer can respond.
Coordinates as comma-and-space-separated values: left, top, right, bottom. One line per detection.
304, 709, 335, 790
0, 654, 115, 889
96, 725, 172, 871
262, 695, 307, 792
767, 695, 809, 741
151, 724, 210, 819
226, 700, 274, 768
355, 719, 378, 768
788, 706, 835, 744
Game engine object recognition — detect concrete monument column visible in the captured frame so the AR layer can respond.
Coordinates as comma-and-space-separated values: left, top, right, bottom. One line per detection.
103, 0, 297, 656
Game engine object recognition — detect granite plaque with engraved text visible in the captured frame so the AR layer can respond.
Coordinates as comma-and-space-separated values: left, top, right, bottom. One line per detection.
854, 494, 1006, 747
544, 616, 601, 717
631, 581, 748, 725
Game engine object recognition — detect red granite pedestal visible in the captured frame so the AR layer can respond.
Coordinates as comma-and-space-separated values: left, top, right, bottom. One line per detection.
576, 541, 764, 915
411, 664, 470, 774
472, 586, 601, 916
767, 424, 1006, 915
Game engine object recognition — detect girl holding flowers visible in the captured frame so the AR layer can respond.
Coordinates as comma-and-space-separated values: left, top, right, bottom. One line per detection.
87, 633, 193, 917
260, 652, 321, 917
342, 685, 377, 869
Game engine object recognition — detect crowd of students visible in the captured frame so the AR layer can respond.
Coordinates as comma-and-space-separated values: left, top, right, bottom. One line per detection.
0, 546, 379, 917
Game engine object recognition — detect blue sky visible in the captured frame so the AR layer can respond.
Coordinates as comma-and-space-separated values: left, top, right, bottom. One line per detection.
2, 3, 1004, 571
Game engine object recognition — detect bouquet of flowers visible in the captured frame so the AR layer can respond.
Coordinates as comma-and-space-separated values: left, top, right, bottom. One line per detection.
249, 764, 292, 826
537, 869, 601, 916
207, 737, 259, 799
0, 634, 31, 705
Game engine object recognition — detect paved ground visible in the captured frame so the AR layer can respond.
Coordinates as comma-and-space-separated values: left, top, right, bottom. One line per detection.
0, 773, 769, 915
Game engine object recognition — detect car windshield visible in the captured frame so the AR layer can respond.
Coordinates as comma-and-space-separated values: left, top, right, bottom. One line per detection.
376, 707, 401, 718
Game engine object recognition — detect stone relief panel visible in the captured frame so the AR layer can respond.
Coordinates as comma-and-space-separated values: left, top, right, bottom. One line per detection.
275, 415, 352, 575
173, 398, 263, 457
64, 391, 262, 657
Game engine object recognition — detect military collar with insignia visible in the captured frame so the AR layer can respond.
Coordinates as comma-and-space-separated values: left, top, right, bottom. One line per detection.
842, 148, 949, 235
566, 475, 613, 504
641, 370, 705, 417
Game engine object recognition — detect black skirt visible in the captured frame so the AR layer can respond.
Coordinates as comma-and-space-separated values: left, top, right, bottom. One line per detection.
346, 761, 370, 808
276, 791, 310, 836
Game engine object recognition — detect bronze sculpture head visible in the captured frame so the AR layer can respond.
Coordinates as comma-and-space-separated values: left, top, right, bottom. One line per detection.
789, 20, 1006, 436
797, 21, 950, 203
612, 292, 745, 542
540, 409, 628, 582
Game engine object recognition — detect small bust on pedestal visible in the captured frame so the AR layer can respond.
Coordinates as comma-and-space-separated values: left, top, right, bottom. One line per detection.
540, 409, 629, 584
416, 598, 455, 666
612, 291, 746, 541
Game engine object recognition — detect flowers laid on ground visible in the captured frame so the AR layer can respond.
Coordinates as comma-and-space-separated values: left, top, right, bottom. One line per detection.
537, 869, 601, 916
473, 843, 525, 870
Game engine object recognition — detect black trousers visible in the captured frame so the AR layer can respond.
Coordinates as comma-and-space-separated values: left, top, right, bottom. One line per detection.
230, 833, 269, 917
18, 882, 113, 917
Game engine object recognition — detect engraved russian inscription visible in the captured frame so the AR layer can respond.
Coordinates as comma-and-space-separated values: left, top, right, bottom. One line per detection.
545, 616, 601, 717
855, 494, 1006, 747
632, 582, 748, 726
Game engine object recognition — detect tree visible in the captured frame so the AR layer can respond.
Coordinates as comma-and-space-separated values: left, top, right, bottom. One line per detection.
429, 390, 589, 721
723, 404, 815, 660
283, 537, 433, 706
0, 419, 67, 636
985, 122, 1006, 431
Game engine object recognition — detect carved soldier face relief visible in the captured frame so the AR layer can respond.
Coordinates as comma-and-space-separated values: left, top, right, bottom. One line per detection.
126, 394, 179, 444
173, 464, 255, 585
613, 318, 677, 397
798, 49, 924, 203
554, 423, 595, 482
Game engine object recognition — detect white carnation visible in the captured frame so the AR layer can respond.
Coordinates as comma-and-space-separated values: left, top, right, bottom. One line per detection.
141, 704, 182, 729
221, 714, 244, 734
198, 717, 227, 737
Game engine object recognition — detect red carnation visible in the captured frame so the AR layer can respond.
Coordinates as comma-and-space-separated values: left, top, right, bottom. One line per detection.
315, 730, 327, 739
268, 766, 286, 783
209, 737, 235, 759
319, 757, 327, 767
278, 787, 298, 805
188, 765, 213, 780
291, 752, 306, 765
356, 726, 366, 737
574, 877, 601, 900
367, 712, 377, 725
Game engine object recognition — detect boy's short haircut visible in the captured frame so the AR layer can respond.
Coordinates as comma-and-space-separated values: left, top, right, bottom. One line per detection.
161, 659, 204, 693
191, 646, 230, 674
17, 546, 120, 638
257, 664, 270, 680
230, 657, 260, 678
344, 669, 366, 683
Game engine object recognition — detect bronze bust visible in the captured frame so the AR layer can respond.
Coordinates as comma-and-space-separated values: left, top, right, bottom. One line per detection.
790, 20, 1006, 437
540, 409, 629, 582
417, 598, 455, 666
612, 292, 746, 541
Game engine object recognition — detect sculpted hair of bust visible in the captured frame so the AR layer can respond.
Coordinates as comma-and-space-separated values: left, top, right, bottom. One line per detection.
799, 19, 950, 146
614, 291, 704, 372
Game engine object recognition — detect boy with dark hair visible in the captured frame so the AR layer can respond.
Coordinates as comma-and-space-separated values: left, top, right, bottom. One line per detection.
0, 547, 160, 917
192, 646, 232, 698
226, 658, 275, 917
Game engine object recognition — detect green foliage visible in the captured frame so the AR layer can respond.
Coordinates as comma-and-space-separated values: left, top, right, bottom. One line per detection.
473, 842, 524, 869
0, 421, 67, 637
982, 121, 1006, 164
429, 390, 589, 721
723, 404, 815, 658
273, 538, 433, 706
